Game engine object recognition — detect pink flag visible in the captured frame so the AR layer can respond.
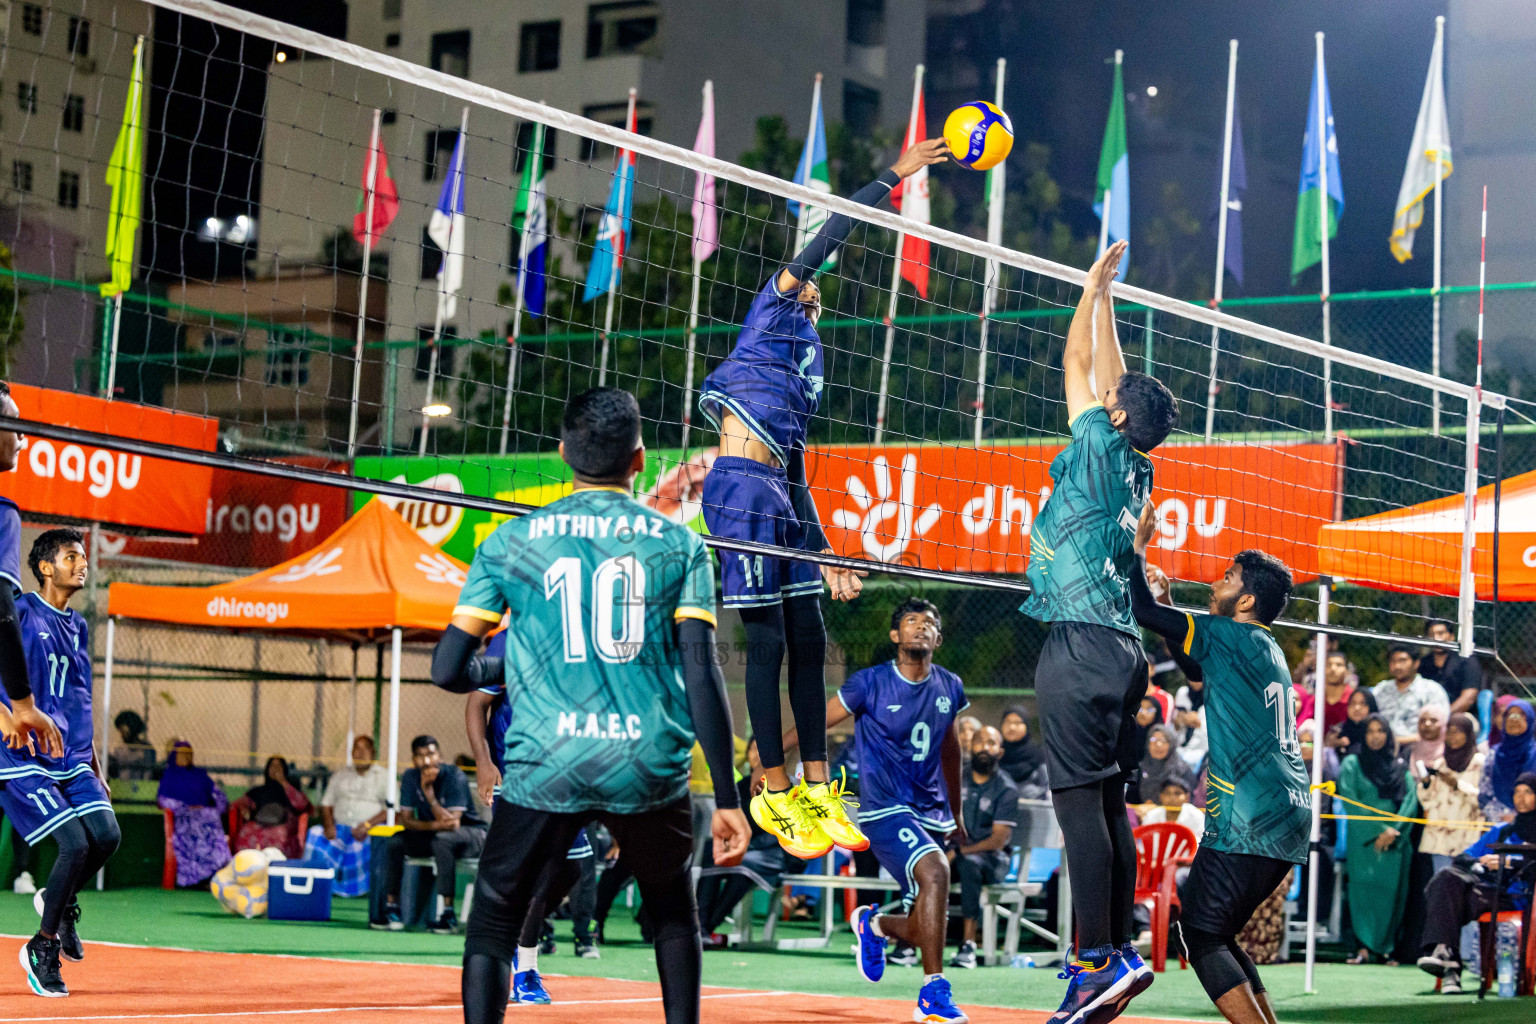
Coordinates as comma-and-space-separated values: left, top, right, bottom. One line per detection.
691, 81, 718, 263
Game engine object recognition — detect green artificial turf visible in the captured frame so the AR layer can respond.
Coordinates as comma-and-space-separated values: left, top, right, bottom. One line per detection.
0, 888, 1529, 1022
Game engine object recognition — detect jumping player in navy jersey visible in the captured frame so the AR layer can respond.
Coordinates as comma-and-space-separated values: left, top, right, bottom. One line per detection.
787, 598, 969, 1023
698, 138, 950, 861
5, 528, 121, 997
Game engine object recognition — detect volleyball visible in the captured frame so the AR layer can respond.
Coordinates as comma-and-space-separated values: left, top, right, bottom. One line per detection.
232, 848, 269, 886
943, 101, 1014, 171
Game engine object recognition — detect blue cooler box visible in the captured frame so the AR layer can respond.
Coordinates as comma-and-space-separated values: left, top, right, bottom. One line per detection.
268, 860, 335, 921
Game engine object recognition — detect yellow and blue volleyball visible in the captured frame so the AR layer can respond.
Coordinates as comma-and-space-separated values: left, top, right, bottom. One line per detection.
231, 848, 268, 886
943, 101, 1013, 171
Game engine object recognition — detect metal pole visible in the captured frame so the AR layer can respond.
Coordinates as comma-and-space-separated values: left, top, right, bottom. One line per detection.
96, 613, 116, 891
974, 58, 1005, 448
498, 341, 520, 457
681, 254, 702, 452
1431, 15, 1446, 438
1205, 40, 1238, 441
1317, 33, 1334, 443
346, 641, 359, 759
501, 121, 540, 456
348, 108, 382, 459
598, 87, 637, 387
1457, 186, 1488, 655
1304, 586, 1329, 992
385, 627, 402, 826
103, 38, 142, 401
420, 106, 469, 456
104, 293, 124, 399
875, 63, 924, 445
1096, 52, 1120, 259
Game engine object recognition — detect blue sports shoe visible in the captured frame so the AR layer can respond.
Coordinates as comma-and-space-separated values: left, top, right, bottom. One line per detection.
914, 976, 968, 1023
1119, 943, 1154, 1003
513, 968, 551, 1005
1046, 949, 1135, 1024
850, 904, 887, 983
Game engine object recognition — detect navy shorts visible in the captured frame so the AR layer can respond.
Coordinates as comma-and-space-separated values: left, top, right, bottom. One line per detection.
701, 455, 820, 608
860, 809, 948, 911
566, 828, 593, 860
0, 765, 112, 846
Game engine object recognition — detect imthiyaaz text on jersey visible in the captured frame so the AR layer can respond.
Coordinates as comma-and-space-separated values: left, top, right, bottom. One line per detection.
557, 711, 644, 741
528, 512, 666, 541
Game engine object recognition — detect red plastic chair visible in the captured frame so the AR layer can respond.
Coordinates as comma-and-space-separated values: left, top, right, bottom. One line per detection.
1475, 909, 1535, 998
1132, 822, 1198, 972
227, 803, 308, 858
161, 809, 178, 890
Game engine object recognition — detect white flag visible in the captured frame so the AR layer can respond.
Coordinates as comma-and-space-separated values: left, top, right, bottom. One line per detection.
1389, 25, 1451, 263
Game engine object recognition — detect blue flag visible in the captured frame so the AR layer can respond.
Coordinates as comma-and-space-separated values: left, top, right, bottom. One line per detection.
1212, 106, 1247, 290
583, 154, 634, 303
1292, 53, 1343, 279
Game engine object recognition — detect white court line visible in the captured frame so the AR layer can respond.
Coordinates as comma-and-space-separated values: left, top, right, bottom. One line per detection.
0, 990, 787, 1023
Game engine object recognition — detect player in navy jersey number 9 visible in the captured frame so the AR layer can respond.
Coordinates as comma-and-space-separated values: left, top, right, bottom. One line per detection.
697, 138, 951, 862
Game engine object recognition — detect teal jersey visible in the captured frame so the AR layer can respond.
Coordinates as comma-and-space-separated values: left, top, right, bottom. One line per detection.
454, 487, 718, 815
1021, 404, 1153, 638
1183, 613, 1311, 864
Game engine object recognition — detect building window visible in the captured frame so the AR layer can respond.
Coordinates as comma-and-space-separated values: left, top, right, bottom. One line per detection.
579, 101, 652, 162
843, 81, 880, 137
66, 16, 88, 57
424, 128, 459, 181
414, 326, 455, 379
585, 2, 658, 59
16, 82, 36, 114
382, 0, 401, 19
384, 32, 400, 48
519, 20, 561, 72
846, 0, 885, 46
62, 94, 84, 132
513, 122, 557, 173
264, 340, 310, 387
57, 169, 79, 209
12, 161, 32, 192
421, 225, 442, 280
430, 30, 470, 78
21, 4, 41, 35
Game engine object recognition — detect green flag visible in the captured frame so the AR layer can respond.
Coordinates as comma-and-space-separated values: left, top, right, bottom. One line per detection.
1291, 50, 1344, 281
101, 37, 145, 298
1094, 53, 1128, 275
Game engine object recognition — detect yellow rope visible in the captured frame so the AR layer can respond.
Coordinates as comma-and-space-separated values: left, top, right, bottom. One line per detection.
1311, 780, 1495, 832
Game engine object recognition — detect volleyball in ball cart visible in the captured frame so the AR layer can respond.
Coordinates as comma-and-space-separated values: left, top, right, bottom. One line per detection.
943, 101, 1014, 171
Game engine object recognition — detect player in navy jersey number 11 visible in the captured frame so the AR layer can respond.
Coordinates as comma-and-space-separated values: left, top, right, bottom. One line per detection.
697, 139, 951, 861
5, 529, 122, 998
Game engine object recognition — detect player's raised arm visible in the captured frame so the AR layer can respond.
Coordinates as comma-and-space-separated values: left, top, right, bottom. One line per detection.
1129, 503, 1190, 647
1062, 240, 1128, 420
775, 138, 950, 295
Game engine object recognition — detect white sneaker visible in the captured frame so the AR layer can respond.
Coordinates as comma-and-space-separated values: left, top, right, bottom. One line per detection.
1441, 971, 1463, 995
13, 871, 36, 895
33, 887, 46, 916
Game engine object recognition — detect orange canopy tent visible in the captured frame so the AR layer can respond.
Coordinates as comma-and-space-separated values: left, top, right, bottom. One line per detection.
1317, 469, 1536, 600
104, 500, 472, 820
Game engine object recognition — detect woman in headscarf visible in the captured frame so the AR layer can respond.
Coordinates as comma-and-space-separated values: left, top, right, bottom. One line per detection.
1488, 694, 1518, 746
1338, 713, 1418, 964
1326, 687, 1378, 761
155, 741, 231, 887
1406, 704, 1447, 767
232, 756, 313, 859
1415, 712, 1485, 871
1129, 725, 1184, 806
997, 707, 1048, 797
1479, 698, 1536, 824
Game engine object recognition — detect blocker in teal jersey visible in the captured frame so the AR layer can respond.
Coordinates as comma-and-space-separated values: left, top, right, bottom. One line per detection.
452, 486, 717, 816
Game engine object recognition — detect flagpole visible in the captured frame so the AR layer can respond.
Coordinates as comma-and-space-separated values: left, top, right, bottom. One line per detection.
1316, 33, 1333, 445
1097, 50, 1122, 259
501, 121, 541, 456
103, 35, 144, 401
682, 79, 714, 454
795, 74, 824, 248
1205, 40, 1238, 441
598, 87, 637, 388
974, 58, 1005, 447
348, 108, 383, 459
105, 293, 123, 399
874, 63, 924, 445
1431, 14, 1446, 437
420, 105, 469, 457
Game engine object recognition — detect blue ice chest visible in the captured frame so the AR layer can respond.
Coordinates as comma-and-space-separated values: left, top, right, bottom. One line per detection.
267, 860, 335, 921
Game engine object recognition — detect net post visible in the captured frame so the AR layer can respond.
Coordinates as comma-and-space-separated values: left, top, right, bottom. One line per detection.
1304, 585, 1328, 993
1459, 184, 1488, 656
385, 627, 402, 826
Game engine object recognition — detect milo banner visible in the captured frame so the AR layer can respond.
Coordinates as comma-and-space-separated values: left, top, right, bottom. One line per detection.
355, 439, 1340, 583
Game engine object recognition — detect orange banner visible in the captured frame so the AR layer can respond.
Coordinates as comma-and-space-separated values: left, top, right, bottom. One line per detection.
808, 441, 1341, 582
7, 384, 218, 534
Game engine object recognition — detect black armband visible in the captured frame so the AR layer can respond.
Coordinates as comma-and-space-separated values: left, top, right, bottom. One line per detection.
431, 625, 504, 694
785, 169, 901, 282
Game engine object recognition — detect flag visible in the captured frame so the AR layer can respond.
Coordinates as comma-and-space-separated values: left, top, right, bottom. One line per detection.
1390, 25, 1451, 263
352, 124, 399, 247
583, 103, 638, 302
1291, 53, 1344, 280
100, 36, 145, 298
691, 81, 718, 263
1212, 105, 1247, 289
892, 90, 930, 298
1094, 55, 1129, 279
427, 130, 468, 321
790, 82, 833, 267
512, 122, 548, 318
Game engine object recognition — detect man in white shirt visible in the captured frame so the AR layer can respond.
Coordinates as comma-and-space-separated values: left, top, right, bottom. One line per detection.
1139, 776, 1205, 837
1371, 645, 1450, 749
304, 735, 390, 896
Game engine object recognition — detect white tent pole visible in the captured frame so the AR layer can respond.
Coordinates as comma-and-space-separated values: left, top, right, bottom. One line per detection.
346, 642, 359, 765
99, 616, 116, 784
385, 627, 402, 826
348, 107, 382, 459
1205, 40, 1238, 441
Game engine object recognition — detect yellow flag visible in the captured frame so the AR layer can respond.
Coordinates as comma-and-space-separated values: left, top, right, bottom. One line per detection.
101, 37, 145, 298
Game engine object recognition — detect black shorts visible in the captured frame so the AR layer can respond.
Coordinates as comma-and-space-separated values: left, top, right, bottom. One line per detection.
1178, 847, 1296, 938
1034, 620, 1148, 790
464, 795, 694, 961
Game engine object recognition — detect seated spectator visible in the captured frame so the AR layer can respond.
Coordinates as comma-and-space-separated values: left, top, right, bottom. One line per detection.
1139, 776, 1204, 835
1171, 676, 1207, 768
1371, 645, 1449, 749
377, 735, 487, 933
109, 710, 159, 780
1416, 772, 1536, 994
1294, 651, 1355, 737
949, 725, 1019, 969
304, 736, 390, 897
1479, 698, 1536, 825
957, 715, 982, 776
1489, 694, 1518, 745
696, 738, 795, 944
1295, 723, 1339, 918
1292, 635, 1348, 692
232, 756, 313, 860
1326, 687, 1379, 761
1340, 714, 1417, 964
1419, 619, 1484, 715
1406, 704, 1448, 768
1128, 725, 1183, 806
1415, 712, 1485, 873
997, 708, 1048, 797
156, 741, 231, 887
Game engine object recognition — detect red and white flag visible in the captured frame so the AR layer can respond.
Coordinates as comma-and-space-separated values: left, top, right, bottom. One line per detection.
891, 91, 930, 298
352, 120, 399, 247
